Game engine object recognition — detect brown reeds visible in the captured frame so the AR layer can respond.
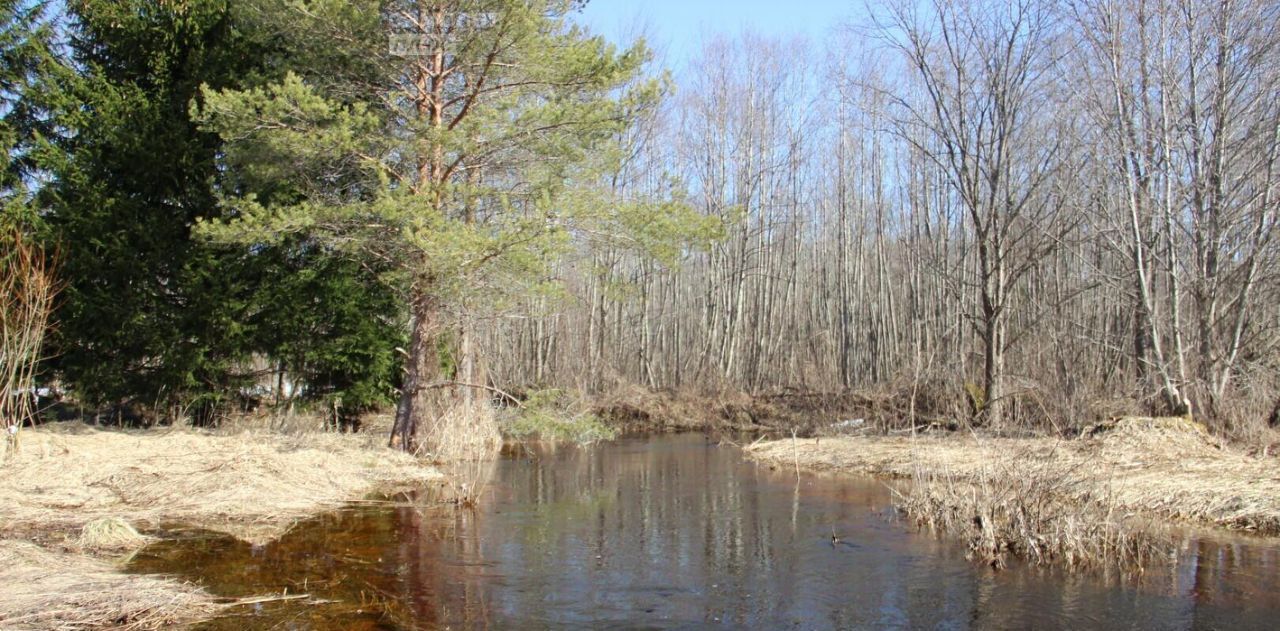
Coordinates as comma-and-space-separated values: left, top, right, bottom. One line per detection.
745, 417, 1280, 560
894, 460, 1161, 570
1, 228, 58, 459
415, 398, 503, 463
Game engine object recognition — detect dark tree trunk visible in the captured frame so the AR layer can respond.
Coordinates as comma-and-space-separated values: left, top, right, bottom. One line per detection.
391, 289, 441, 452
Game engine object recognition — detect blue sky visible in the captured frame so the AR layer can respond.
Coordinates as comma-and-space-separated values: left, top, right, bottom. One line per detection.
572, 0, 866, 70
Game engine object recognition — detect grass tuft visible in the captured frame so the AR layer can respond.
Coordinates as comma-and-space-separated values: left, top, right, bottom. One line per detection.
77, 517, 152, 552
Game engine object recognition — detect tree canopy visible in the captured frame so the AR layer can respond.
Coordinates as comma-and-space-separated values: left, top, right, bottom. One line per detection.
197, 0, 713, 451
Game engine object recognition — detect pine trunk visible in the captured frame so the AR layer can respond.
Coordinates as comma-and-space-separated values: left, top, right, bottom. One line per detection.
391, 289, 441, 452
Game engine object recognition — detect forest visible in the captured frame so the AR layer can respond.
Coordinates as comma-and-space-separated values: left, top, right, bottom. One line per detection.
507, 0, 1280, 441
7, 0, 1269, 453
5, 0, 1277, 452
2, 0, 1280, 628
5, 0, 1274, 453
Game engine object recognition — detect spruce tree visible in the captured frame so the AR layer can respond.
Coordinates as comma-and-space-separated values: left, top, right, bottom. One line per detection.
44, 1, 405, 424
1, 0, 59, 219
42, 1, 259, 418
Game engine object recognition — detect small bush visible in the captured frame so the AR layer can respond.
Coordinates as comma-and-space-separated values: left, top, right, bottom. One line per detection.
503, 389, 619, 444
1, 227, 57, 454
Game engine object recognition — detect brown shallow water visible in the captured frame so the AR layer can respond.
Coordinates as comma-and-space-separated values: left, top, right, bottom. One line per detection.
128, 434, 1280, 629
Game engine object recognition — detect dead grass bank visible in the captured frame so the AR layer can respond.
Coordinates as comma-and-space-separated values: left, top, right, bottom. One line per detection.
745, 417, 1280, 566
0, 420, 442, 629
1, 421, 441, 542
896, 462, 1163, 570
0, 540, 221, 630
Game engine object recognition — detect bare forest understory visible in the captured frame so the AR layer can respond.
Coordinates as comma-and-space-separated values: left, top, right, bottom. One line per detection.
0, 419, 440, 630
589, 386, 951, 434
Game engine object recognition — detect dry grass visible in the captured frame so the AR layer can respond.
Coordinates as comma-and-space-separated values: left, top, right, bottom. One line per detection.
896, 461, 1161, 570
76, 517, 153, 552
745, 416, 1280, 554
1, 421, 441, 545
415, 398, 503, 463
0, 540, 222, 630
0, 418, 443, 629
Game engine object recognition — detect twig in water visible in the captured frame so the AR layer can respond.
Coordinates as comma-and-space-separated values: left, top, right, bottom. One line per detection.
791, 429, 800, 475
222, 593, 313, 606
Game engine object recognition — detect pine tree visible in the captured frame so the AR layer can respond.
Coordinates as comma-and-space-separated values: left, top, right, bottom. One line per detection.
198, 1, 711, 452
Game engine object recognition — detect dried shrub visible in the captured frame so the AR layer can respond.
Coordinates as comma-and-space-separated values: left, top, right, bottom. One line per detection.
895, 460, 1162, 570
1, 228, 58, 458
415, 397, 503, 463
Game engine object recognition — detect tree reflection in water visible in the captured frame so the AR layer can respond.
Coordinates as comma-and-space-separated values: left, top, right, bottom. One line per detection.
130, 435, 1280, 629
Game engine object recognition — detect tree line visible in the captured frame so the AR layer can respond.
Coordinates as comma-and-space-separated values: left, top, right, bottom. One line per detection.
484, 0, 1280, 437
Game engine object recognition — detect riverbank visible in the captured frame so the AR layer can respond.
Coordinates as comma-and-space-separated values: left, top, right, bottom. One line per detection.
593, 386, 918, 434
0, 421, 441, 629
744, 417, 1280, 567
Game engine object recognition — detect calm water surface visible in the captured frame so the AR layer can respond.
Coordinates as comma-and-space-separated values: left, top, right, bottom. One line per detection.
128, 434, 1280, 629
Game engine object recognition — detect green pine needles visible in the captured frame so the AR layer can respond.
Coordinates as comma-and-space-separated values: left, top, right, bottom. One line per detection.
195, 0, 713, 451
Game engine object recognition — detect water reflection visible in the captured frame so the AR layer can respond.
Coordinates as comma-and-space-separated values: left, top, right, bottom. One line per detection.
129, 434, 1280, 629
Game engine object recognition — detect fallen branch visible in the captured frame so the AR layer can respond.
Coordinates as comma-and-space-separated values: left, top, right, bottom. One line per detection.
419, 381, 524, 408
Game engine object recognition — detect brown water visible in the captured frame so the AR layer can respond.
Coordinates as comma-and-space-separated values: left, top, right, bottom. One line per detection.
128, 434, 1280, 629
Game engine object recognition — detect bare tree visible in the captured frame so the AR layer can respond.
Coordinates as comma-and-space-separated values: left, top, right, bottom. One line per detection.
876, 0, 1071, 426
479, 2, 1280, 438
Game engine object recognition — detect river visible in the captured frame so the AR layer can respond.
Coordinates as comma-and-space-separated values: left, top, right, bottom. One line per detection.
128, 434, 1280, 629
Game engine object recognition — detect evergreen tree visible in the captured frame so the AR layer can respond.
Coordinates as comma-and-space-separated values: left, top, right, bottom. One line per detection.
42, 1, 259, 419
44, 1, 405, 424
198, 1, 713, 451
248, 242, 405, 430
1, 0, 58, 220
